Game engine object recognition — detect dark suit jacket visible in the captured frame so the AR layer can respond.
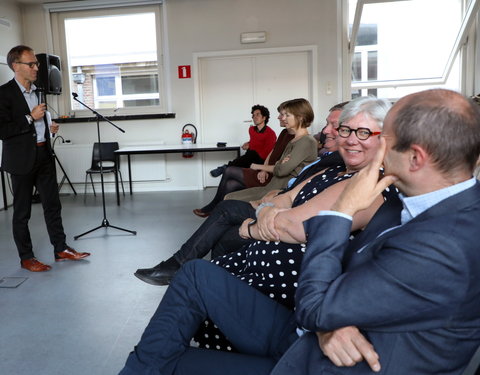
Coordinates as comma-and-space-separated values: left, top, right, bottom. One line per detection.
284, 151, 345, 192
272, 182, 480, 375
0, 79, 51, 175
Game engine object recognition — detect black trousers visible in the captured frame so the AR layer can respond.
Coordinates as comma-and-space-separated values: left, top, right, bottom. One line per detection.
10, 145, 67, 260
173, 200, 256, 264
228, 149, 264, 168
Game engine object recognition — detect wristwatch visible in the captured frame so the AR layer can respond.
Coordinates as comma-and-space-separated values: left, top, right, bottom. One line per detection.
26, 114, 34, 124
255, 202, 275, 217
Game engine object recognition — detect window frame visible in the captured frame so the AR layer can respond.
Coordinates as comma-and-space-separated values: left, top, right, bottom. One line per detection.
343, 0, 480, 97
49, 3, 167, 117
93, 73, 160, 108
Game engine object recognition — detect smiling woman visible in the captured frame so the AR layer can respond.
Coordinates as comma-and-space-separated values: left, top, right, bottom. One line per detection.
336, 97, 390, 173
188, 96, 395, 352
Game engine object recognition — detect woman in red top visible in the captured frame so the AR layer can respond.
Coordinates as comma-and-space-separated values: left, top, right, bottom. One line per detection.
209, 105, 276, 177
245, 113, 277, 161
194, 102, 295, 218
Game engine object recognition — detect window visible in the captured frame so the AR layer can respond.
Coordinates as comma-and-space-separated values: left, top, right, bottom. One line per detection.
346, 0, 480, 99
49, 3, 166, 116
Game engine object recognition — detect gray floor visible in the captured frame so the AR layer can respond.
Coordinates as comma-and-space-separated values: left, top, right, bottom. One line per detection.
0, 189, 215, 375
2, 190, 480, 375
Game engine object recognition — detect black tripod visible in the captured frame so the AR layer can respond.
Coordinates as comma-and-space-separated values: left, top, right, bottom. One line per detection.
53, 143, 77, 194
72, 92, 136, 240
38, 90, 77, 195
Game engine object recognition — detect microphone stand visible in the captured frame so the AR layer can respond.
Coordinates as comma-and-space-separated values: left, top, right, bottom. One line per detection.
71, 92, 136, 240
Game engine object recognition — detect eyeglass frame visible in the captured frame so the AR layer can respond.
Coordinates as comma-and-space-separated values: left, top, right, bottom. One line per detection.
15, 61, 40, 69
337, 123, 381, 140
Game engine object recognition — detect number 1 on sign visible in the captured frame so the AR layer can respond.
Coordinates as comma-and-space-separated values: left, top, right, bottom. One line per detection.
178, 65, 191, 79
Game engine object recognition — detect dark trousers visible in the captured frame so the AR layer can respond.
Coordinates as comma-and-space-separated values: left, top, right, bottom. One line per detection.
200, 166, 247, 213
228, 149, 264, 168
120, 260, 298, 375
10, 145, 66, 260
173, 200, 256, 264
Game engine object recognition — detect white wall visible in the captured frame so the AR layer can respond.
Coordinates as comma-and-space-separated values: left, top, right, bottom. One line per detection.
0, 1, 23, 54
20, 0, 344, 120
4, 0, 344, 192
12, 0, 345, 193
1, 0, 479, 194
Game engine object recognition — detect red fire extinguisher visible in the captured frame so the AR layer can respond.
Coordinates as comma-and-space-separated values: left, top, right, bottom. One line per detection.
181, 123, 197, 158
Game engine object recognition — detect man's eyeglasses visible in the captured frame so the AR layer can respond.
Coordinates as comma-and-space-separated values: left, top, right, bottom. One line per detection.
15, 61, 40, 69
337, 124, 381, 140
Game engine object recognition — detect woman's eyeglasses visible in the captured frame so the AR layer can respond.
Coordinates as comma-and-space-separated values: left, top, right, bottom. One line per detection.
337, 124, 381, 140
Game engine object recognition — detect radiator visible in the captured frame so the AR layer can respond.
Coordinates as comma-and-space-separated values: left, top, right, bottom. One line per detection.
53, 143, 167, 192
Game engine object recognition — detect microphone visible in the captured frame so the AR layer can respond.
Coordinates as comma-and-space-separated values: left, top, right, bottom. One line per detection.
72, 92, 78, 98
38, 89, 46, 105
37, 89, 55, 138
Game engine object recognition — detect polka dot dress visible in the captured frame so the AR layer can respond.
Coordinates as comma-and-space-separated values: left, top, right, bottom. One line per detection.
194, 165, 356, 351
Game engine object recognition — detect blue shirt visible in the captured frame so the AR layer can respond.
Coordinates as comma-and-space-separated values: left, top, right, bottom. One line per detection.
399, 177, 476, 224
318, 177, 477, 223
14, 79, 46, 143
286, 152, 332, 188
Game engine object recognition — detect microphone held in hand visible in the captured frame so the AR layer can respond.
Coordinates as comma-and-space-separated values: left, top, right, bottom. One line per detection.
38, 89, 55, 138
38, 89, 46, 106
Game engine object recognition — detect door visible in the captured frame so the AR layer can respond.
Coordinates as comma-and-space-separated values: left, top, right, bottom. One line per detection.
197, 47, 314, 187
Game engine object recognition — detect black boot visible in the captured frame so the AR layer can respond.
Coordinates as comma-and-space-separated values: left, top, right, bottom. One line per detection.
134, 257, 181, 286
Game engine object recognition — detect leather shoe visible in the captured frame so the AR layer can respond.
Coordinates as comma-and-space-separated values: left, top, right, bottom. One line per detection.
193, 208, 210, 218
134, 258, 180, 286
21, 258, 52, 272
210, 164, 226, 177
55, 247, 91, 262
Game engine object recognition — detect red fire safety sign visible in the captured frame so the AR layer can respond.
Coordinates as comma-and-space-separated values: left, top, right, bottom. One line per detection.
178, 65, 191, 79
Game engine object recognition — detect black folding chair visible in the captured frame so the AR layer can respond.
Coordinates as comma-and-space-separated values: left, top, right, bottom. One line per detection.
84, 142, 125, 200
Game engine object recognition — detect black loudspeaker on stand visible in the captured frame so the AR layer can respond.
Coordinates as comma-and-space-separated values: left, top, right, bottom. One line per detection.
35, 53, 62, 95
34, 53, 75, 195
71, 92, 137, 240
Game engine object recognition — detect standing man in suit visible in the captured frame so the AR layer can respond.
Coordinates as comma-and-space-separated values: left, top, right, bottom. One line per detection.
0, 45, 90, 272
120, 88, 480, 375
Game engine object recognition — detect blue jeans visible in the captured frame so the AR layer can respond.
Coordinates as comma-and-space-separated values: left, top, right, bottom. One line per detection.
119, 260, 297, 375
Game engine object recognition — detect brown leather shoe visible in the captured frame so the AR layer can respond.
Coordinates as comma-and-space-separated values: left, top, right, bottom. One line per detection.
193, 208, 210, 218
21, 258, 52, 272
55, 247, 91, 262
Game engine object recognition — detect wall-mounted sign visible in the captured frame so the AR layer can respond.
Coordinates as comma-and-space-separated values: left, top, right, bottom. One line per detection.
178, 65, 191, 79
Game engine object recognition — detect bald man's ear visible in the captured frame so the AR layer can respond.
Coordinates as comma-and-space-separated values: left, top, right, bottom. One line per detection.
408, 144, 428, 171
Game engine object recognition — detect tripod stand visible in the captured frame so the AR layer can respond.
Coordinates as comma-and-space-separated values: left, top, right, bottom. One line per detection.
31, 150, 77, 204
72, 92, 136, 240
52, 141, 77, 194
38, 90, 76, 195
